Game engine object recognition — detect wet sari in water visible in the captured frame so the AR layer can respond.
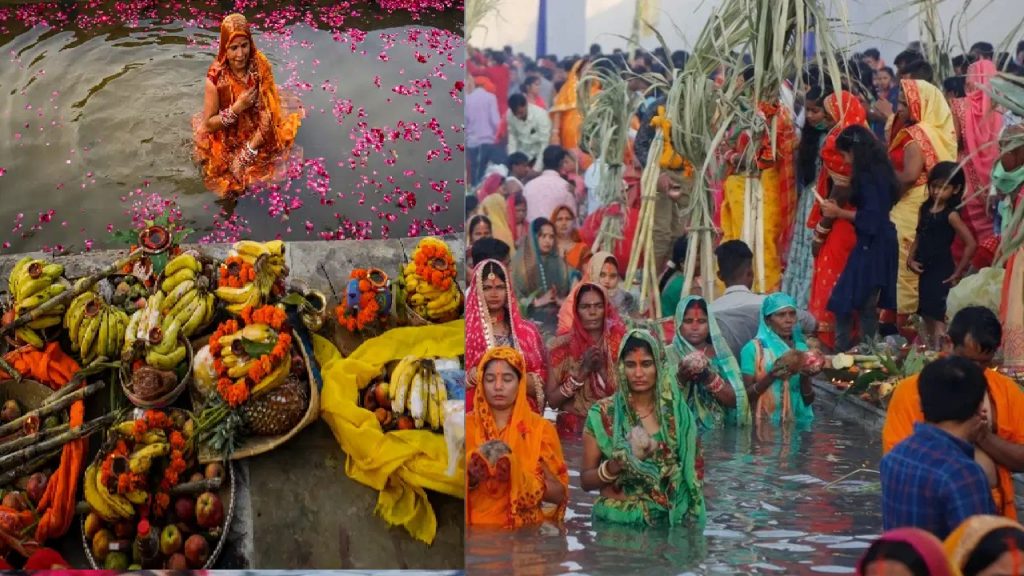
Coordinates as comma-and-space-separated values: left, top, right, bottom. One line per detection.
466, 347, 569, 528
584, 329, 705, 526
666, 296, 751, 430
193, 14, 303, 196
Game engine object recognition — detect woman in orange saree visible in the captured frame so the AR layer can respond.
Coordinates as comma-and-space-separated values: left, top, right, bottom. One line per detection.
549, 59, 597, 171
193, 14, 303, 197
806, 91, 867, 349
467, 347, 569, 529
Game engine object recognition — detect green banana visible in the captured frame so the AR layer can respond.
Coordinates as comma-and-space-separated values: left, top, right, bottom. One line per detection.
79, 313, 101, 356
27, 315, 62, 330
164, 253, 200, 277
161, 268, 195, 295
15, 327, 44, 349
181, 298, 208, 337
8, 256, 32, 294
146, 346, 186, 370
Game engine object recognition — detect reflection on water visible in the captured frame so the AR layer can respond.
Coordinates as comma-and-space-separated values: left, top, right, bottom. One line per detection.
468, 414, 883, 575
0, 1, 462, 252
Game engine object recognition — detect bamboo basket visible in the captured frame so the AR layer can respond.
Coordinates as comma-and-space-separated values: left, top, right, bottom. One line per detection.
120, 338, 193, 409
192, 334, 320, 464
80, 440, 237, 570
0, 379, 57, 425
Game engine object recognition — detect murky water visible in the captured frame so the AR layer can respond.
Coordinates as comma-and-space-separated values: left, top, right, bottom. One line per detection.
467, 413, 884, 575
0, 1, 463, 253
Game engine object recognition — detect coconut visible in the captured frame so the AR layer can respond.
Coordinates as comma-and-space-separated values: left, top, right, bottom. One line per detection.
627, 425, 655, 460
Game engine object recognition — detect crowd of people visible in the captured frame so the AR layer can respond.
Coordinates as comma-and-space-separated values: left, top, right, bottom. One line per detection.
464, 36, 1024, 575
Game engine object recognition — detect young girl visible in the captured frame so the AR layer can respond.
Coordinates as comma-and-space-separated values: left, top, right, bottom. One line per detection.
908, 162, 977, 347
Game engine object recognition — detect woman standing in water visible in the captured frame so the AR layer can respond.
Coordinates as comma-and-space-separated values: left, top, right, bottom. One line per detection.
194, 13, 303, 196
581, 329, 705, 527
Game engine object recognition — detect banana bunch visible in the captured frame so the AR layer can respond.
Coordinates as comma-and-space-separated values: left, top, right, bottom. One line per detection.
7, 257, 67, 348
65, 288, 130, 364
214, 240, 288, 316
402, 262, 462, 322
154, 253, 216, 339
216, 323, 292, 396
83, 463, 134, 521
388, 357, 448, 431
123, 291, 187, 371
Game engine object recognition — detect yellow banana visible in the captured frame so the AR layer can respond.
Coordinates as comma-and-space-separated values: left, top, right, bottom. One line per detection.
123, 310, 142, 356
164, 253, 200, 277
392, 357, 418, 415
203, 292, 216, 326
250, 354, 291, 397
146, 345, 186, 371
96, 310, 109, 358
83, 464, 118, 522
180, 297, 207, 337
141, 429, 166, 445
95, 468, 135, 518
17, 283, 64, 311
227, 358, 257, 379
161, 268, 195, 295
8, 256, 32, 294
239, 323, 273, 343
129, 442, 170, 474
161, 279, 195, 314
27, 315, 62, 330
41, 263, 63, 280
15, 277, 51, 302
409, 367, 426, 428
15, 327, 44, 349
154, 318, 181, 355
215, 284, 256, 304
126, 490, 149, 505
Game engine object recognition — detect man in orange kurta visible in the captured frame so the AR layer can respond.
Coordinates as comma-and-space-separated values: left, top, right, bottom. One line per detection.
883, 307, 1024, 520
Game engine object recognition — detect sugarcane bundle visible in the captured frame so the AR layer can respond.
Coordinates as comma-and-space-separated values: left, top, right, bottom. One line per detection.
464, 0, 502, 38
578, 59, 640, 255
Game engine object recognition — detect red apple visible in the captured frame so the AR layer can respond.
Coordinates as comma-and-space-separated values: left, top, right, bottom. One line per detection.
195, 492, 223, 529
183, 534, 209, 568
174, 496, 195, 523
189, 472, 204, 483
204, 462, 224, 480
26, 473, 47, 503
160, 524, 183, 556
1, 491, 26, 511
167, 553, 188, 570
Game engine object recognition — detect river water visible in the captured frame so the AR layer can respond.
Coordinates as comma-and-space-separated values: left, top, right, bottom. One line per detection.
467, 413, 885, 575
0, 1, 463, 253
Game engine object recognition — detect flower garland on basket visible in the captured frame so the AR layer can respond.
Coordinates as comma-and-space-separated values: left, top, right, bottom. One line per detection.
401, 237, 462, 323
335, 268, 391, 332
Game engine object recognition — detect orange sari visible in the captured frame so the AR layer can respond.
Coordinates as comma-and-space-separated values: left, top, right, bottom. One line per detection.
193, 14, 303, 196
466, 347, 569, 528
550, 61, 597, 170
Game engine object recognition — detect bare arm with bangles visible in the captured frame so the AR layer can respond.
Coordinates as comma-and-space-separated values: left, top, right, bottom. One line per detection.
545, 348, 600, 410
580, 431, 625, 493
681, 363, 737, 408
742, 368, 815, 405
203, 79, 257, 133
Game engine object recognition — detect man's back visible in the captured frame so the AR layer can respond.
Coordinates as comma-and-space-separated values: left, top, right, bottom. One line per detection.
881, 423, 995, 539
466, 89, 499, 147
524, 170, 575, 223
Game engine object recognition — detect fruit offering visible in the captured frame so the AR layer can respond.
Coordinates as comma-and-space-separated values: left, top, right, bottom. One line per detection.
385, 357, 448, 431
65, 286, 131, 365
336, 268, 392, 332
206, 305, 293, 408
83, 410, 228, 570
153, 253, 217, 340
214, 240, 288, 316
6, 257, 67, 349
401, 238, 461, 322
122, 293, 192, 403
677, 350, 710, 382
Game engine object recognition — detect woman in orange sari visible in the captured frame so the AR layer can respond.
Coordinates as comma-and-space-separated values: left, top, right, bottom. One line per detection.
888, 80, 957, 319
806, 91, 867, 349
193, 14, 303, 197
467, 347, 569, 528
549, 59, 597, 170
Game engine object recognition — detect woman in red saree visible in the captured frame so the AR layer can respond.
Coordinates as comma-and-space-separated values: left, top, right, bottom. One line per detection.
950, 59, 1004, 251
193, 14, 303, 197
547, 282, 627, 437
465, 259, 549, 413
806, 91, 867, 349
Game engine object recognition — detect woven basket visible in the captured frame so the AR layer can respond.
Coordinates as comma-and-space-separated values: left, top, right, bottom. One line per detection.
120, 338, 193, 409
80, 429, 237, 570
194, 335, 320, 464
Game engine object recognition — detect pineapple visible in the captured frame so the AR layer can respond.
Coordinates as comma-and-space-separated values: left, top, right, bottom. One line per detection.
242, 375, 308, 436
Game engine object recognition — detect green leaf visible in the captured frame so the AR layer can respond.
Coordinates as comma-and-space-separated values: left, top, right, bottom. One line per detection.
279, 293, 310, 308
240, 336, 277, 358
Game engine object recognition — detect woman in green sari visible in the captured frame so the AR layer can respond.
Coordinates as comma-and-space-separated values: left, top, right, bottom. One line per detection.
739, 293, 817, 427
668, 296, 751, 430
580, 329, 705, 526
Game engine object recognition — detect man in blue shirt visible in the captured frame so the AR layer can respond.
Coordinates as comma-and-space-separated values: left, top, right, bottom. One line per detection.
881, 356, 996, 538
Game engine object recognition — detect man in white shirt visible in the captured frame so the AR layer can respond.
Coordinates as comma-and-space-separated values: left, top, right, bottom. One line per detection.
524, 145, 577, 224
506, 93, 551, 172
710, 240, 818, 357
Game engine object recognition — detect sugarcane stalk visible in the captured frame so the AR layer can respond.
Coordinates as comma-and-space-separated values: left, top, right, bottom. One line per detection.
753, 176, 766, 292
0, 423, 70, 456
42, 359, 118, 407
0, 448, 61, 486
0, 356, 22, 382
0, 247, 144, 337
0, 413, 114, 472
170, 477, 223, 495
0, 380, 106, 438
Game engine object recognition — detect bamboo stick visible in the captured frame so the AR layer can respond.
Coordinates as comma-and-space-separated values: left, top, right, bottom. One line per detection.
0, 423, 70, 456
42, 360, 118, 407
0, 413, 114, 473
0, 380, 106, 438
753, 177, 766, 292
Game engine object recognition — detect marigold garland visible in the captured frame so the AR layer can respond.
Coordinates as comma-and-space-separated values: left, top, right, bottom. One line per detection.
100, 410, 188, 518
209, 305, 291, 407
413, 245, 456, 290
335, 269, 386, 331
218, 256, 257, 289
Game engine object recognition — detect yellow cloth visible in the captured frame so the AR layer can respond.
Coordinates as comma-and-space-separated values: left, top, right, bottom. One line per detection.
480, 194, 516, 256
720, 170, 783, 293
315, 320, 466, 545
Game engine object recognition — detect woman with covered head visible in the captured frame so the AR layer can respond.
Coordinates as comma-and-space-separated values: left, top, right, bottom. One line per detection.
464, 259, 549, 413
510, 217, 572, 334
888, 78, 958, 321
856, 528, 957, 576
946, 515, 1024, 575
740, 293, 820, 427
547, 283, 627, 437
667, 296, 750, 430
580, 329, 705, 527
466, 347, 569, 528
193, 13, 303, 196
556, 251, 637, 335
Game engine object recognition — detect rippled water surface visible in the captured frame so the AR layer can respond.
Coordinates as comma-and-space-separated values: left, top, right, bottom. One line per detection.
468, 414, 885, 575
0, 1, 463, 252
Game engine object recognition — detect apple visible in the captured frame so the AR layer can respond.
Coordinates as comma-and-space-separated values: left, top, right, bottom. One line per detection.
2, 491, 27, 511
195, 492, 224, 529
113, 520, 133, 539
204, 462, 224, 480
26, 472, 47, 503
84, 512, 104, 540
92, 529, 113, 562
183, 534, 209, 568
189, 472, 204, 483
174, 496, 195, 523
160, 524, 183, 556
167, 553, 189, 570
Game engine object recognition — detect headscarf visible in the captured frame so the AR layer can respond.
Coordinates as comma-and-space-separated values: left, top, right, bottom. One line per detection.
506, 188, 527, 245
962, 60, 1004, 186
557, 251, 625, 335
585, 329, 705, 526
464, 259, 549, 401
901, 79, 958, 174
808, 91, 868, 230
857, 528, 957, 576
945, 515, 1024, 574
750, 293, 812, 424
479, 194, 515, 253
566, 283, 626, 364
670, 295, 751, 429
510, 219, 571, 300
466, 347, 569, 528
